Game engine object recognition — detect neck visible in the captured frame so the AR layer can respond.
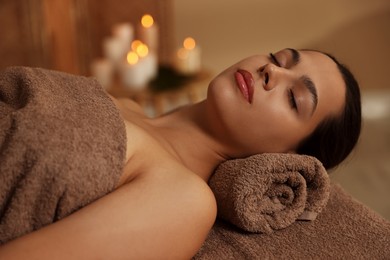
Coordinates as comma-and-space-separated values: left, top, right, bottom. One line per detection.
149, 101, 231, 181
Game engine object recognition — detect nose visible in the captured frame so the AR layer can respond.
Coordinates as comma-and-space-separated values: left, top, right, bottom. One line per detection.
258, 63, 290, 91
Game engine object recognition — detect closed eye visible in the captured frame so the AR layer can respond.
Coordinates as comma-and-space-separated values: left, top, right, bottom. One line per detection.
288, 89, 298, 110
269, 53, 281, 67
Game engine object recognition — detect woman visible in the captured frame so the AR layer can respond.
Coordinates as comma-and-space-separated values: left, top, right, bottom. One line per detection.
0, 48, 361, 259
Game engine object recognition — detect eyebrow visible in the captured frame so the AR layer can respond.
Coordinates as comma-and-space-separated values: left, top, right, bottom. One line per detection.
300, 75, 318, 115
286, 48, 318, 115
286, 48, 300, 67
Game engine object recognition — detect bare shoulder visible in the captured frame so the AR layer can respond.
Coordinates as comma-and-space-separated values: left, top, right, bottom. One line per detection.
118, 97, 144, 114
108, 94, 145, 115
173, 170, 217, 220
135, 168, 218, 258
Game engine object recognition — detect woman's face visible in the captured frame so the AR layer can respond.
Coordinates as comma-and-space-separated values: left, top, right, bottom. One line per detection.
206, 49, 346, 157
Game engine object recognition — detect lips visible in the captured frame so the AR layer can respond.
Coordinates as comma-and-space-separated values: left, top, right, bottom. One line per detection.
234, 69, 254, 103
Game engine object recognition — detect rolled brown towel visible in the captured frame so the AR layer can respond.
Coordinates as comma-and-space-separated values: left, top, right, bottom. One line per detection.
209, 153, 330, 233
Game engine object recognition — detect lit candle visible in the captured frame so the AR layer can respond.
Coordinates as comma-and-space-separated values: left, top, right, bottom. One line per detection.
132, 40, 158, 80
120, 51, 148, 90
103, 36, 125, 67
112, 23, 134, 55
135, 42, 149, 58
174, 37, 201, 75
90, 58, 113, 90
138, 14, 159, 54
131, 40, 143, 52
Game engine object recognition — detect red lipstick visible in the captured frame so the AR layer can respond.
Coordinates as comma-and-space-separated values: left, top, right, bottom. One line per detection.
234, 69, 254, 103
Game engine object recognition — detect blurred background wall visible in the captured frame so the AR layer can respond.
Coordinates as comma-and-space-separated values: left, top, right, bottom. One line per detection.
174, 0, 390, 90
0, 0, 175, 75
1, 0, 389, 90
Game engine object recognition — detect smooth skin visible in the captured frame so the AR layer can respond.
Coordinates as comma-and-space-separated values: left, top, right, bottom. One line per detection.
0, 49, 346, 259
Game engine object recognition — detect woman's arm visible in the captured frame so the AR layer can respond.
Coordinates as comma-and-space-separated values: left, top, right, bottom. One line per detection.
0, 171, 217, 259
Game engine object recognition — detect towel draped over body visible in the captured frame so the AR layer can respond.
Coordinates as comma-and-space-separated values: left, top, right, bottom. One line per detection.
1, 67, 389, 259
0, 67, 126, 244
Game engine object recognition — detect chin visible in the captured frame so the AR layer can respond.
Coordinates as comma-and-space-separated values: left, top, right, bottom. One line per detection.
205, 77, 250, 141
207, 76, 239, 113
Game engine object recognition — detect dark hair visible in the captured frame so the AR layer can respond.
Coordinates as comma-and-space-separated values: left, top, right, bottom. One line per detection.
296, 51, 362, 170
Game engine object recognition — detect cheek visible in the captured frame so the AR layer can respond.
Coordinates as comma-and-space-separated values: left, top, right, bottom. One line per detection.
205, 77, 243, 132
207, 77, 236, 112
207, 69, 247, 108
243, 105, 308, 152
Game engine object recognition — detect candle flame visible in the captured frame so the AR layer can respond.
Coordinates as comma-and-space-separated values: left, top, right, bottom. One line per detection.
127, 51, 139, 65
141, 14, 154, 28
183, 37, 196, 50
131, 40, 143, 51
136, 44, 149, 58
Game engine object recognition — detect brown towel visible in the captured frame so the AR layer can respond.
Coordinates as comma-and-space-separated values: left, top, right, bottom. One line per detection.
209, 153, 330, 233
0, 67, 126, 244
194, 183, 390, 259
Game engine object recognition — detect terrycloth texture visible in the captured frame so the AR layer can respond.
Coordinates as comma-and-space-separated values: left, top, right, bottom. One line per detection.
0, 67, 126, 244
194, 183, 390, 259
209, 153, 330, 233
